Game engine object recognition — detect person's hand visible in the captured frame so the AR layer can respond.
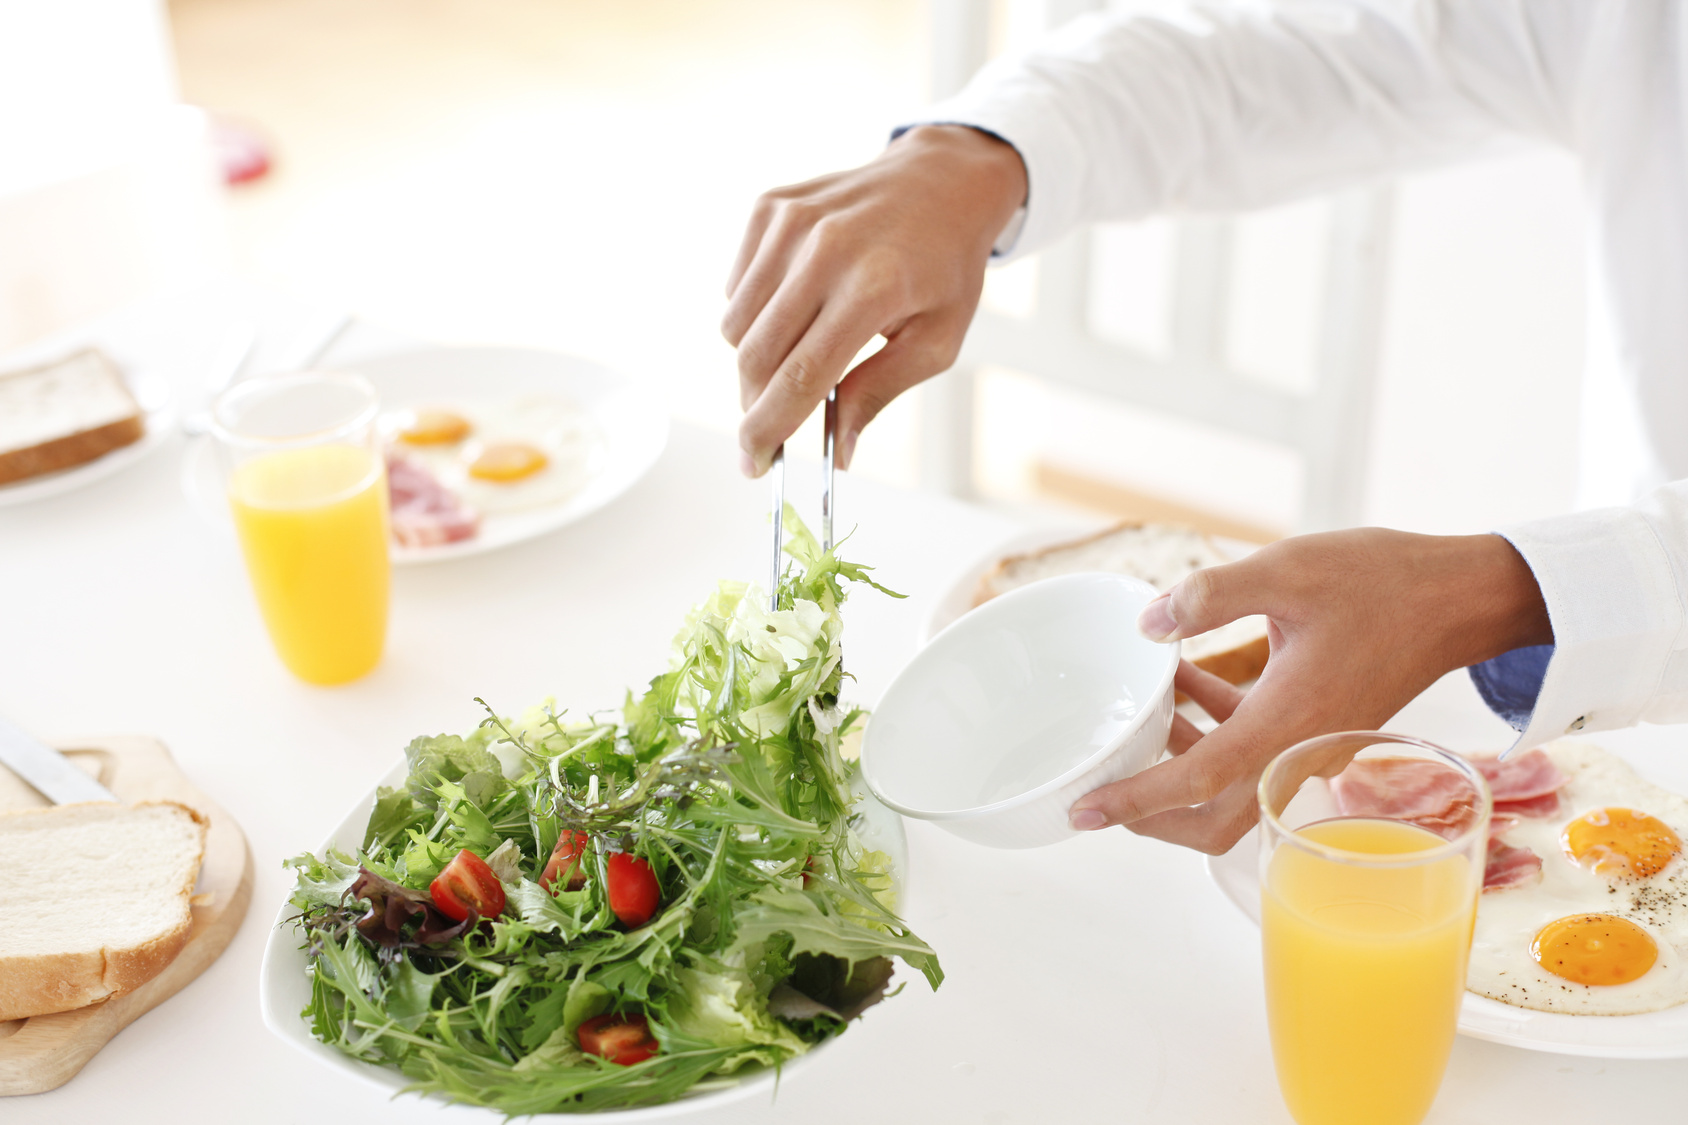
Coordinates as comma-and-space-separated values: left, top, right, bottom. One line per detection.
1068, 529, 1553, 854
722, 125, 1027, 477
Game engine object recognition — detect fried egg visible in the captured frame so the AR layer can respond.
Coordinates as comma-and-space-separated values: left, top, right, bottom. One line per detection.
382, 396, 602, 514
1467, 741, 1688, 1015
393, 407, 472, 446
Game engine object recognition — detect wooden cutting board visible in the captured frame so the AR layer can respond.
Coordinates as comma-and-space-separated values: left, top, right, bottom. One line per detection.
0, 735, 253, 1095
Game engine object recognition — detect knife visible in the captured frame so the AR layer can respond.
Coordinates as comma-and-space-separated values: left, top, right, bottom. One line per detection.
0, 716, 118, 803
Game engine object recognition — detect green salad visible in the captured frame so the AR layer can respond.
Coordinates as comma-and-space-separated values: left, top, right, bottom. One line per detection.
284, 512, 942, 1113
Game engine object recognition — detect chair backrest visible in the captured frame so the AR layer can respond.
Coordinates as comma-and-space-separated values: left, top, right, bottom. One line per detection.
924, 0, 1394, 533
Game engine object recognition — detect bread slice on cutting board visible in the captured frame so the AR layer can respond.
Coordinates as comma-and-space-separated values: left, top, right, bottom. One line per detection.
0, 801, 207, 1021
972, 522, 1271, 685
0, 349, 145, 486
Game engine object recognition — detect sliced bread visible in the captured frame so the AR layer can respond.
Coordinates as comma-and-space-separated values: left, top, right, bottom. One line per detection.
0, 349, 145, 486
972, 522, 1271, 685
0, 801, 207, 1021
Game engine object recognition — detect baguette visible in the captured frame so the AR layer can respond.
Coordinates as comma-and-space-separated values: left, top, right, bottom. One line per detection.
0, 349, 145, 486
972, 522, 1271, 685
0, 801, 207, 1021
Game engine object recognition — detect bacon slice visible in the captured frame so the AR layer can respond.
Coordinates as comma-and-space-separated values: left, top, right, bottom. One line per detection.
1329, 758, 1482, 840
1494, 790, 1562, 820
1329, 754, 1554, 892
1488, 813, 1521, 837
1469, 748, 1568, 803
1484, 837, 1543, 891
386, 453, 481, 548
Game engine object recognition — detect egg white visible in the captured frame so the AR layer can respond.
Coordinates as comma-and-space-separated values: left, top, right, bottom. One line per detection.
382, 396, 603, 514
1467, 740, 1688, 1015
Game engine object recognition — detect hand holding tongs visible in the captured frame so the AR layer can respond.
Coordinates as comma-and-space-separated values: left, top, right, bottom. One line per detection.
767, 388, 838, 611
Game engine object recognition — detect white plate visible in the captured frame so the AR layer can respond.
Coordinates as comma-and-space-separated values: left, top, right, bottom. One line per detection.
0, 367, 175, 507
920, 523, 1262, 646
259, 757, 911, 1118
184, 346, 667, 564
1205, 812, 1688, 1058
357, 347, 667, 564
938, 528, 1688, 1056
920, 524, 1103, 646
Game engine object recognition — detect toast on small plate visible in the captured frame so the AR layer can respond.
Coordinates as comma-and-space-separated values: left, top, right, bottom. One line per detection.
0, 349, 145, 486
971, 522, 1271, 685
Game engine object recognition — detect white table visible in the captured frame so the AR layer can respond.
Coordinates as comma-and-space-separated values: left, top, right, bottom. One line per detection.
4, 308, 1687, 1123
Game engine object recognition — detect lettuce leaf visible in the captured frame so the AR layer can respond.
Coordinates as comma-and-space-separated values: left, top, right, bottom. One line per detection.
661, 959, 807, 1071
404, 732, 506, 809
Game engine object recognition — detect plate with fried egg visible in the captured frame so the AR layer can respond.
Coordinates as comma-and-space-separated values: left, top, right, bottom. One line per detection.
1208, 738, 1688, 1057
349, 346, 667, 564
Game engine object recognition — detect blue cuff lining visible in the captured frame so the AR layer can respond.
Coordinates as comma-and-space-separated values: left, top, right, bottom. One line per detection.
1468, 644, 1554, 732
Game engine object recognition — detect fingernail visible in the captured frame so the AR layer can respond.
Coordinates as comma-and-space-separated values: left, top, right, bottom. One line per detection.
1069, 808, 1107, 831
840, 428, 859, 469
739, 449, 760, 479
1138, 593, 1180, 642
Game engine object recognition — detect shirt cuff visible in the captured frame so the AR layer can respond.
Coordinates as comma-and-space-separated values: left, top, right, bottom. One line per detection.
1491, 513, 1684, 749
1468, 644, 1553, 732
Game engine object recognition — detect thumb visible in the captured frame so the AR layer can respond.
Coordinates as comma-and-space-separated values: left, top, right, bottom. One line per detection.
1137, 558, 1264, 643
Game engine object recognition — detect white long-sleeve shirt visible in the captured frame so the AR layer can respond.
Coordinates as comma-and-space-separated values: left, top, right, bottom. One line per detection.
899, 0, 1688, 750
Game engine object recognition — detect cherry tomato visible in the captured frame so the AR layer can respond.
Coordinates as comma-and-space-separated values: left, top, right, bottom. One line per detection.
429, 849, 506, 922
577, 1012, 659, 1065
540, 830, 591, 892
606, 852, 660, 928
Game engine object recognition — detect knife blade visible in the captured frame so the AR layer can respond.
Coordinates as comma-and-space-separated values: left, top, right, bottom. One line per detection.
0, 717, 118, 804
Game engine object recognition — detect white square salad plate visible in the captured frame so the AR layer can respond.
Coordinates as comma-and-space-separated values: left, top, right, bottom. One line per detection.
258, 757, 911, 1119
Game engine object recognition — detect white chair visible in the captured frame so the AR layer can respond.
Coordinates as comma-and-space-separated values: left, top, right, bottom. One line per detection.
921, 0, 1393, 533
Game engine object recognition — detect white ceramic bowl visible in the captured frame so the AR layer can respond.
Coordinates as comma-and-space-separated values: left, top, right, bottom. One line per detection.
861, 573, 1178, 849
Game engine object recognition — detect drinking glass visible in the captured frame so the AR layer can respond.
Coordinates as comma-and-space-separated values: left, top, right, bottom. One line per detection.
210, 371, 389, 685
1257, 732, 1491, 1125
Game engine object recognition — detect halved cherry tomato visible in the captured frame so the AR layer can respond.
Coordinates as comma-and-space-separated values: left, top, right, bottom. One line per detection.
540, 830, 591, 892
429, 848, 506, 922
606, 852, 660, 928
577, 1012, 659, 1065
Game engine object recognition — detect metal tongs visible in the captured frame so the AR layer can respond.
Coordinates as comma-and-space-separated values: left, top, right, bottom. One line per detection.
768, 388, 838, 610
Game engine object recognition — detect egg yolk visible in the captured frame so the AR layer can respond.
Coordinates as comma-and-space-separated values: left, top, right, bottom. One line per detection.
1531, 913, 1658, 986
468, 442, 549, 482
398, 410, 471, 446
1562, 807, 1682, 878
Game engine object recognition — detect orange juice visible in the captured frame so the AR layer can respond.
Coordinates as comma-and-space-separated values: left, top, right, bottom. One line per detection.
1262, 818, 1476, 1125
228, 443, 389, 684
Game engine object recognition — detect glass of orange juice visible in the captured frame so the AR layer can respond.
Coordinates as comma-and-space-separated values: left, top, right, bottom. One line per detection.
1258, 733, 1491, 1125
210, 371, 389, 685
